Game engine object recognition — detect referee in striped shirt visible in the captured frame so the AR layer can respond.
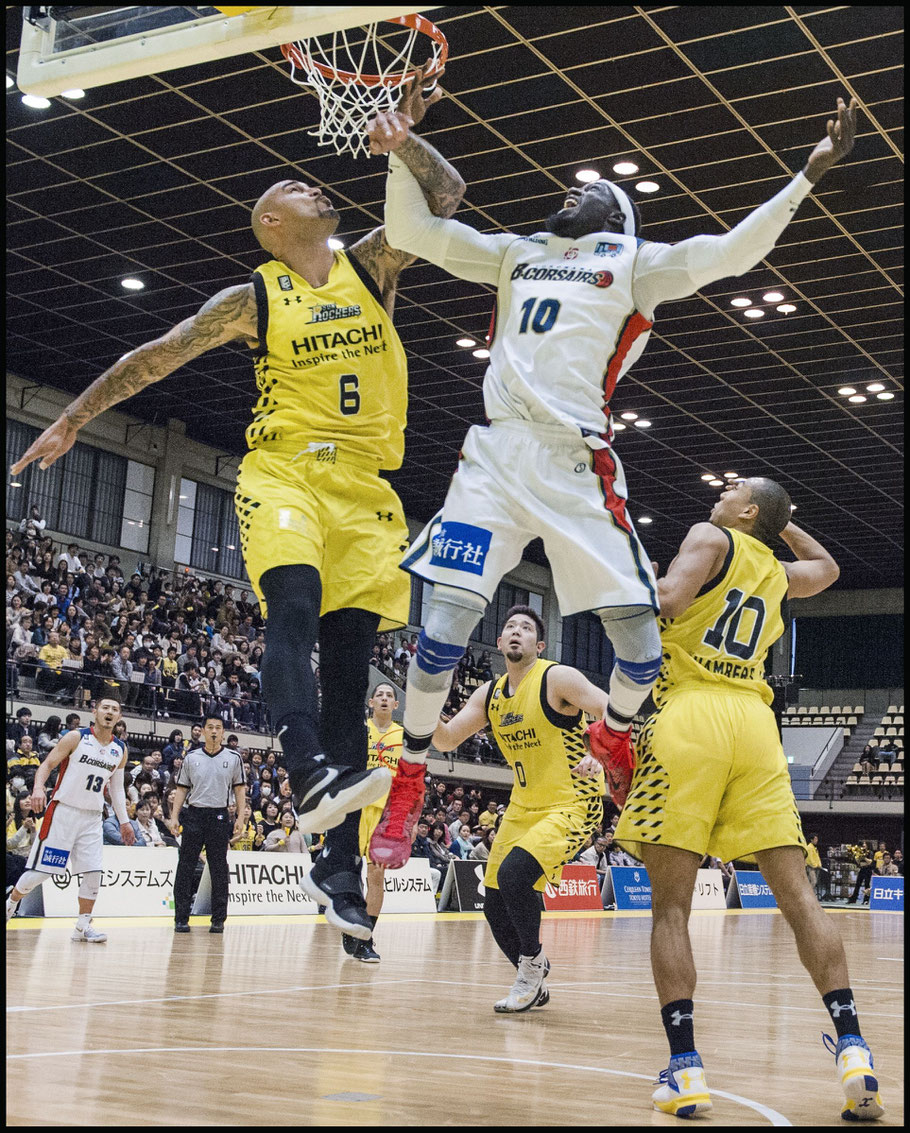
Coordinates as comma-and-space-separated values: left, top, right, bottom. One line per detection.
168, 714, 246, 933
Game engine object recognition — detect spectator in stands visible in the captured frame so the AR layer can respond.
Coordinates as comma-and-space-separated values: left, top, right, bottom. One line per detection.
6, 792, 37, 889
608, 838, 640, 868
450, 824, 474, 859
111, 644, 136, 707
892, 849, 903, 876
579, 833, 611, 881
56, 543, 83, 575
878, 738, 898, 764
230, 803, 258, 851
7, 708, 36, 747
479, 799, 499, 828
36, 715, 63, 758
8, 735, 40, 787
448, 808, 471, 843
427, 822, 456, 876
879, 852, 899, 877
64, 712, 82, 733
470, 827, 496, 861
103, 808, 144, 845
18, 505, 47, 541
134, 798, 168, 847
258, 800, 282, 840
263, 809, 306, 853
36, 629, 69, 695
872, 841, 889, 871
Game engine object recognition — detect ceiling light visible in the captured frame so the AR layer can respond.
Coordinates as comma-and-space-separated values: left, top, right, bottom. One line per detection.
6, 75, 13, 89
127, 521, 135, 526
635, 181, 660, 193
762, 291, 784, 303
877, 392, 895, 400
865, 383, 885, 393
709, 479, 724, 487
723, 472, 739, 479
472, 348, 490, 359
744, 308, 764, 318
730, 297, 751, 308
575, 169, 599, 183
179, 494, 187, 500
612, 421, 627, 431
638, 516, 652, 524
634, 418, 652, 428
848, 395, 866, 404
211, 547, 220, 552
227, 544, 236, 550
776, 304, 797, 314
121, 278, 145, 290
456, 337, 476, 347
790, 505, 797, 511
22, 94, 51, 109
613, 161, 639, 176
61, 88, 86, 99
837, 387, 856, 396
620, 411, 638, 421
9, 479, 22, 488
701, 473, 716, 481
327, 237, 344, 250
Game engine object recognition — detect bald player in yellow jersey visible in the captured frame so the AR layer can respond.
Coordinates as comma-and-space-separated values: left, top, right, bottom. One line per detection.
341, 681, 403, 963
433, 605, 609, 1013
613, 477, 884, 1122
10, 68, 465, 943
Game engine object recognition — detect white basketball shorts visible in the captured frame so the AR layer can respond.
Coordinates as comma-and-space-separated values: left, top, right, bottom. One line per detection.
401, 420, 658, 614
26, 799, 104, 875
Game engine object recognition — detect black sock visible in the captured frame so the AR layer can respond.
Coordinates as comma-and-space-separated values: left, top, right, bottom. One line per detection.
661, 999, 696, 1056
369, 914, 378, 928
483, 887, 521, 967
823, 988, 861, 1039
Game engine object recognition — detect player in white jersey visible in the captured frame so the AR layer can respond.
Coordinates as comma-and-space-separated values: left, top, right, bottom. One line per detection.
363, 97, 858, 867
6, 696, 135, 941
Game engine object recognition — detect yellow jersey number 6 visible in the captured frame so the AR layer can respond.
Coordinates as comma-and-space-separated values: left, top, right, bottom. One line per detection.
339, 374, 360, 415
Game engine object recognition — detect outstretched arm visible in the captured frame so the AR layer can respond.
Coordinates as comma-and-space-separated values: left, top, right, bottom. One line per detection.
11, 283, 258, 474
634, 97, 858, 317
432, 684, 492, 752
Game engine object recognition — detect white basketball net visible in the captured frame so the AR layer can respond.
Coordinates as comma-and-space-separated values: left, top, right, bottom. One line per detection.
284, 23, 443, 159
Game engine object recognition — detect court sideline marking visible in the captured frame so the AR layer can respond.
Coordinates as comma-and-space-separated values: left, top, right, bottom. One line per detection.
5, 1045, 792, 1125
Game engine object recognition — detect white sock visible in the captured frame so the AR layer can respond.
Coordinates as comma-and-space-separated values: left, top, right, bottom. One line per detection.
605, 666, 653, 731
6, 896, 19, 921
76, 913, 91, 930
401, 671, 452, 766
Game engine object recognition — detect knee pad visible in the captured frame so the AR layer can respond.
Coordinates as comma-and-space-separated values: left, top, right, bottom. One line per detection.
78, 870, 102, 902
597, 605, 661, 680
13, 870, 47, 896
417, 585, 487, 675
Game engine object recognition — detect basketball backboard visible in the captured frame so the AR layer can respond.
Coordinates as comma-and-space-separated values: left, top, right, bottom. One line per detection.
16, 5, 440, 97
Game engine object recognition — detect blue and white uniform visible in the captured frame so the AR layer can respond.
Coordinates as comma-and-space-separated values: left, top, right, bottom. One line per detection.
27, 727, 125, 875
386, 154, 813, 615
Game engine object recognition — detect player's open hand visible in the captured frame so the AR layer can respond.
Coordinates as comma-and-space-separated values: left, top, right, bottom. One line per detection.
571, 754, 604, 778
120, 821, 136, 846
396, 58, 444, 128
10, 415, 79, 474
367, 109, 412, 155
29, 790, 46, 815
803, 97, 858, 184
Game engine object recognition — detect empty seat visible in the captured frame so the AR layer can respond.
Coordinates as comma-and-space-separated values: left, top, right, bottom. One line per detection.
892, 761, 903, 772
884, 775, 895, 786
897, 776, 905, 787
847, 716, 857, 726
871, 775, 882, 785
874, 727, 885, 737
858, 775, 870, 785
824, 717, 835, 725
845, 774, 859, 786
797, 706, 808, 715
853, 706, 864, 715
894, 715, 903, 725
819, 705, 830, 715
887, 704, 898, 714
843, 728, 851, 738
852, 763, 864, 773
881, 716, 892, 726
807, 706, 819, 715
886, 727, 897, 736
835, 716, 846, 724
785, 706, 797, 715
877, 761, 890, 773
831, 705, 842, 715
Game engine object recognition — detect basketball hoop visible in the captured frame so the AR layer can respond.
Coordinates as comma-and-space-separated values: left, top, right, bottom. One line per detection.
281, 13, 448, 159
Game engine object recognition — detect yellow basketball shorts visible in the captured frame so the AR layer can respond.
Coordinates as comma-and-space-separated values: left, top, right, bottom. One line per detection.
235, 446, 410, 630
614, 688, 807, 864
485, 795, 603, 892
359, 799, 388, 858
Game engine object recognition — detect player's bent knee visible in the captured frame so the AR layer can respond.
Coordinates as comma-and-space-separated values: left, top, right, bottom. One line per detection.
78, 871, 102, 902
497, 846, 544, 893
596, 606, 661, 670
13, 870, 46, 895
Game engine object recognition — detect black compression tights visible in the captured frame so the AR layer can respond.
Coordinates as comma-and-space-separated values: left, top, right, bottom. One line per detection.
483, 847, 545, 962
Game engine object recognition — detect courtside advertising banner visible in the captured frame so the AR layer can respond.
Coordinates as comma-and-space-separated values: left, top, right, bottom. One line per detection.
447, 859, 487, 911
691, 868, 727, 910
541, 863, 605, 911
869, 875, 903, 911
39, 847, 181, 917
728, 870, 778, 909
194, 851, 319, 916
603, 865, 652, 910
378, 855, 437, 913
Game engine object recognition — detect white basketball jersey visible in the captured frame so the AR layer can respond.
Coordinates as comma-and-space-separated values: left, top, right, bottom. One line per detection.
484, 231, 653, 439
52, 727, 125, 812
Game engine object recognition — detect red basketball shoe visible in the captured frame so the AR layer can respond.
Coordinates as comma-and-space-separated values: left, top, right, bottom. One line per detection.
368, 757, 426, 869
585, 720, 636, 809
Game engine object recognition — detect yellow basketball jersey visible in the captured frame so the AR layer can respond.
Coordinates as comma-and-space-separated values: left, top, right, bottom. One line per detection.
246, 254, 408, 469
366, 719, 403, 775
486, 659, 605, 809
655, 527, 788, 707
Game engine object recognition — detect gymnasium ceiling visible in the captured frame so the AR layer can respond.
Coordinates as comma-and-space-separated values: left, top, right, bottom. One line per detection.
6, 6, 904, 591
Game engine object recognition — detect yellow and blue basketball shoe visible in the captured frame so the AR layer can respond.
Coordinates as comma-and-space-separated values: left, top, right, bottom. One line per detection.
652, 1052, 712, 1117
823, 1033, 884, 1121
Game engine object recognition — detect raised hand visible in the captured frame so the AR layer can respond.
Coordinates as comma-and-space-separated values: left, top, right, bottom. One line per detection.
11, 415, 79, 474
803, 96, 858, 184
366, 60, 443, 155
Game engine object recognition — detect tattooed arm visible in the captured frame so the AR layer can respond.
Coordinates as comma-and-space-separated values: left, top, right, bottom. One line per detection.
11, 283, 258, 473
349, 131, 465, 315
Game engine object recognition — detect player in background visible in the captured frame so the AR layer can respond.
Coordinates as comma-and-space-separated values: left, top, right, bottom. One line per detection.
341, 681, 404, 963
6, 696, 135, 941
613, 478, 883, 1121
432, 606, 607, 1012
11, 67, 464, 943
364, 97, 858, 868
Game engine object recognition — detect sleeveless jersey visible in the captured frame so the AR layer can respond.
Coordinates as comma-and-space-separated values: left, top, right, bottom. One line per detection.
485, 231, 652, 439
246, 253, 408, 469
654, 527, 788, 707
51, 727, 125, 812
366, 719, 404, 775
485, 659, 604, 809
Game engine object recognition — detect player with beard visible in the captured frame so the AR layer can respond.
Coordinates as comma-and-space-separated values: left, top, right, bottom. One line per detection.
363, 96, 858, 870
12, 69, 464, 943
431, 606, 608, 1013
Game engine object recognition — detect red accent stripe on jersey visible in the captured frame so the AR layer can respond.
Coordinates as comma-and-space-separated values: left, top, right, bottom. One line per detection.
38, 799, 58, 842
593, 447, 633, 535
486, 301, 497, 349
602, 311, 652, 405
51, 755, 69, 800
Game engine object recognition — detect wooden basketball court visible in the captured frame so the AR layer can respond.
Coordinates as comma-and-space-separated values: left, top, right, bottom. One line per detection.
6, 908, 903, 1126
